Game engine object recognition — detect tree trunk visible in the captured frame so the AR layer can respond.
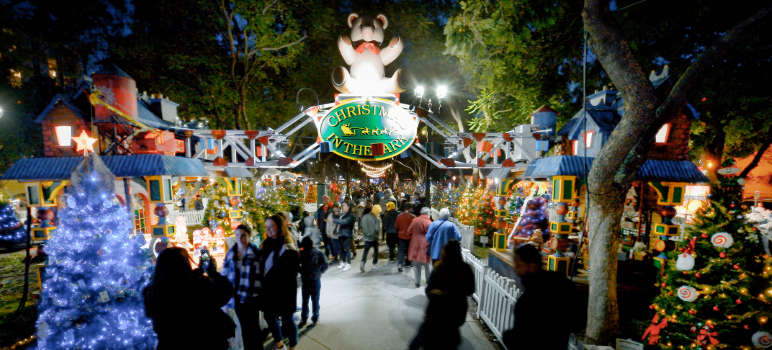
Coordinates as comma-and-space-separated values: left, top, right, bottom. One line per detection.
703, 118, 726, 182
585, 185, 626, 344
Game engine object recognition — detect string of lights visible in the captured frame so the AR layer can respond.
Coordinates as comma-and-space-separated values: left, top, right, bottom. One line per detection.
357, 161, 392, 172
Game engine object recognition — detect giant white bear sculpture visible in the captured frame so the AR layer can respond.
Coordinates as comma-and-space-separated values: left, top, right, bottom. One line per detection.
332, 13, 405, 94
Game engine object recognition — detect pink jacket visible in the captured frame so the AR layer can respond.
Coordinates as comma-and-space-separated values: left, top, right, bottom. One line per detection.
407, 214, 432, 264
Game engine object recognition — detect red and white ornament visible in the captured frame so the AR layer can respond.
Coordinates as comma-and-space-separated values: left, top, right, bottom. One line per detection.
710, 232, 733, 248
678, 285, 699, 302
753, 331, 772, 348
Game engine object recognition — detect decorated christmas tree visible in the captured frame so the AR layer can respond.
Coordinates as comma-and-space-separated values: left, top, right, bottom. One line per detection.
36, 155, 155, 349
431, 183, 461, 216
456, 185, 476, 225
305, 183, 318, 204
470, 188, 497, 237
0, 202, 26, 250
644, 178, 772, 350
201, 182, 244, 236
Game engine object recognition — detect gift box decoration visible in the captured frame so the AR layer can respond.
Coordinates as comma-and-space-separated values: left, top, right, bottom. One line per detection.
320, 141, 332, 153
535, 140, 550, 152
426, 142, 442, 155
399, 149, 413, 159
371, 142, 385, 156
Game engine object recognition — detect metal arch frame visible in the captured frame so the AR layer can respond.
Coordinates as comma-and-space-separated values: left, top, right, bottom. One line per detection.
175, 101, 544, 171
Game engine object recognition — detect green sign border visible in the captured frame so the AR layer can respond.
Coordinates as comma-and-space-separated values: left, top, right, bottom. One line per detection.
318, 98, 418, 161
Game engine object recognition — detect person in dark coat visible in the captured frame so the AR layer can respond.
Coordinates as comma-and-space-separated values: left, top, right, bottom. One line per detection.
143, 247, 234, 350
332, 202, 356, 271
315, 195, 333, 259
260, 214, 300, 350
409, 240, 474, 350
298, 235, 329, 328
502, 244, 581, 350
382, 201, 400, 263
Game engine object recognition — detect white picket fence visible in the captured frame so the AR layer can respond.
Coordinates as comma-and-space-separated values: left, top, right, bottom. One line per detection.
167, 210, 205, 226
461, 249, 520, 345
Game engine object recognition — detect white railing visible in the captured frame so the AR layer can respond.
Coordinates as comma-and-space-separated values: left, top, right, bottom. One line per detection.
479, 268, 520, 342
462, 249, 520, 347
449, 217, 475, 251
168, 210, 205, 226
304, 203, 319, 215
462, 249, 487, 308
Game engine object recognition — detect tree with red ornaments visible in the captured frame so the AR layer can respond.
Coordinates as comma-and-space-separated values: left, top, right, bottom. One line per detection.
643, 177, 772, 350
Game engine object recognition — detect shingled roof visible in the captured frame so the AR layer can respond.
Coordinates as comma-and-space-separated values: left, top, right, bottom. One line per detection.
1, 154, 209, 181
523, 156, 708, 183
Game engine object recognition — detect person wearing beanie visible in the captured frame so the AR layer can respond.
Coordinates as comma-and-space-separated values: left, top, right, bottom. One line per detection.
383, 201, 400, 263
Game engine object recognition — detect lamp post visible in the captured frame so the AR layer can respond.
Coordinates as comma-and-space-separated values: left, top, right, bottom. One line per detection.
412, 86, 424, 112
436, 85, 447, 114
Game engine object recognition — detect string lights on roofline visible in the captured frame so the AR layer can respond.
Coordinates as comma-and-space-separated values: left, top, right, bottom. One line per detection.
357, 161, 393, 172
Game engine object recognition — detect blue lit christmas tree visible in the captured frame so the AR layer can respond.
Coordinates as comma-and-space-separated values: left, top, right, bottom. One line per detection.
36, 154, 156, 349
0, 202, 26, 250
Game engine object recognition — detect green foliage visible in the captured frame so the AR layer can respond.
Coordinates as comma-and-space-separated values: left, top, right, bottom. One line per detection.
647, 179, 772, 349
444, 0, 591, 131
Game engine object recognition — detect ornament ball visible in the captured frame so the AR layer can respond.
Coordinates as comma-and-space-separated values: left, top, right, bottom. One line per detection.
737, 299, 742, 304
689, 309, 696, 315
720, 252, 726, 258
734, 264, 740, 270
695, 273, 701, 278
713, 306, 720, 311
701, 233, 708, 239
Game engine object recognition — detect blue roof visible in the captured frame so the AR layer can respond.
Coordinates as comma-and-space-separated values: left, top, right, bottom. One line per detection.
1, 155, 210, 181
635, 160, 709, 183
224, 168, 253, 178
137, 100, 174, 130
523, 156, 593, 178
523, 156, 708, 183
35, 94, 88, 123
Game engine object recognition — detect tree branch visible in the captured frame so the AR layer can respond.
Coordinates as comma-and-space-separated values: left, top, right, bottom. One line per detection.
738, 130, 772, 179
248, 35, 308, 56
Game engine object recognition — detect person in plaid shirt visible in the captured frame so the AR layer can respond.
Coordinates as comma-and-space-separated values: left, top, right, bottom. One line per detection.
222, 224, 263, 350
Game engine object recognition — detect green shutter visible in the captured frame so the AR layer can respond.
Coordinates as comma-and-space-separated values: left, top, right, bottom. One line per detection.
672, 186, 684, 204
164, 179, 172, 202
28, 186, 40, 206
553, 179, 560, 199
563, 180, 573, 201
149, 180, 161, 202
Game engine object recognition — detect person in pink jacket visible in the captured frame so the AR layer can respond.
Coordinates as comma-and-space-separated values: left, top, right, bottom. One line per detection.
407, 207, 432, 287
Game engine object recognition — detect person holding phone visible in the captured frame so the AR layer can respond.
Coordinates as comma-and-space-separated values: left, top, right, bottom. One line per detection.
143, 248, 234, 350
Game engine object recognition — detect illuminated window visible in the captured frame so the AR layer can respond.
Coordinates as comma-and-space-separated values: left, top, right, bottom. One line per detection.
47, 58, 57, 79
655, 124, 671, 143
584, 131, 595, 149
572, 140, 579, 155
9, 69, 21, 88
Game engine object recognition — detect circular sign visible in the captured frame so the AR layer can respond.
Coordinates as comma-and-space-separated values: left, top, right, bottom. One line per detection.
318, 98, 418, 161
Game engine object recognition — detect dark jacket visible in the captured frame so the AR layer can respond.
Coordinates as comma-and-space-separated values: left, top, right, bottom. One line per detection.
315, 206, 331, 233
299, 247, 329, 282
333, 212, 355, 238
502, 271, 580, 350
260, 238, 300, 314
144, 270, 233, 350
383, 210, 399, 234
422, 261, 475, 347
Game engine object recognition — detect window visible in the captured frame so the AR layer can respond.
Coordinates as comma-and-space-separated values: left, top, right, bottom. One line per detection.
135, 208, 148, 234
572, 140, 579, 156
9, 69, 21, 88
655, 124, 671, 143
47, 58, 57, 79
584, 131, 595, 149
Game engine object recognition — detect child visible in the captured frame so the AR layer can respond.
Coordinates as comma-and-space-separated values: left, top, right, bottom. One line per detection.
298, 235, 328, 327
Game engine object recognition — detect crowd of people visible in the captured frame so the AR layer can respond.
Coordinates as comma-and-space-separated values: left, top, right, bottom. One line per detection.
141, 182, 578, 350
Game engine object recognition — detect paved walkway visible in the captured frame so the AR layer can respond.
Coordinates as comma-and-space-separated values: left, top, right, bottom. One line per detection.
291, 242, 500, 350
